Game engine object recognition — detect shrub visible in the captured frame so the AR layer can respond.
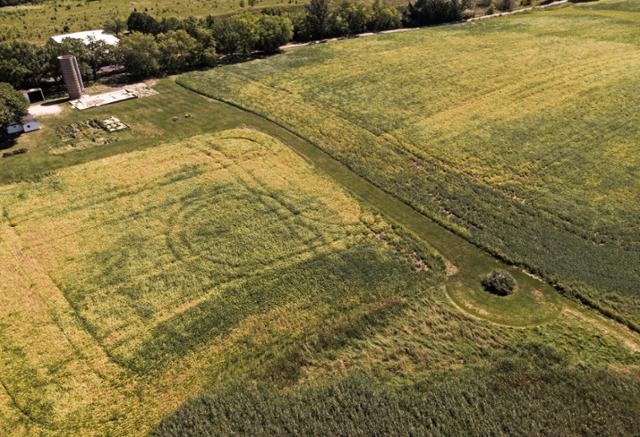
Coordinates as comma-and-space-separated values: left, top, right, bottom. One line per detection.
406, 0, 469, 26
485, 2, 495, 14
496, 0, 516, 11
481, 270, 516, 296
0, 82, 28, 137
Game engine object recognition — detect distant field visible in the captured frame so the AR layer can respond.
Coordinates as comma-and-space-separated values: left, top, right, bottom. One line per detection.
0, 0, 302, 42
179, 0, 640, 326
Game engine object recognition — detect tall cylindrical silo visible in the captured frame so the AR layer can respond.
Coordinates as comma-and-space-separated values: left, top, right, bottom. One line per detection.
57, 54, 84, 100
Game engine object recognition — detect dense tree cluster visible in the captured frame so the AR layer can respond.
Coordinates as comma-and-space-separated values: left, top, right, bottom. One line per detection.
0, 82, 28, 137
406, 0, 469, 26
0, 0, 473, 87
0, 0, 41, 6
294, 0, 402, 40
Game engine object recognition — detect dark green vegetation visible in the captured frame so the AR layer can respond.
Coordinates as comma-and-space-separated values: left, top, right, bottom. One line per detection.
2, 0, 543, 90
155, 344, 640, 436
482, 270, 516, 296
178, 0, 640, 328
0, 82, 28, 135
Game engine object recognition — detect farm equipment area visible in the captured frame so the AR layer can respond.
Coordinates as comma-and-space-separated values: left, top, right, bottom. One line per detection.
52, 116, 128, 154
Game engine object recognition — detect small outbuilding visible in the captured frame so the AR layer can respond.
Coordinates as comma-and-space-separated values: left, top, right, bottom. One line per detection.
6, 115, 40, 135
22, 88, 45, 104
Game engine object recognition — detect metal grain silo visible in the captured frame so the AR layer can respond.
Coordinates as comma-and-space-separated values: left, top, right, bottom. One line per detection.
57, 54, 84, 100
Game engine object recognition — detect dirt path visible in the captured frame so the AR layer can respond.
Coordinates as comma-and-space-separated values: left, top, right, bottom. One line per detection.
563, 307, 640, 353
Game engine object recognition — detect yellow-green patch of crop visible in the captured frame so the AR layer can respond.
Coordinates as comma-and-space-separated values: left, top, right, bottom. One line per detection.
178, 0, 640, 325
0, 128, 447, 435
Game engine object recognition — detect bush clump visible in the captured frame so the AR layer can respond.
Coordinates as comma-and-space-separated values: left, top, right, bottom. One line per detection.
496, 0, 516, 11
482, 270, 516, 296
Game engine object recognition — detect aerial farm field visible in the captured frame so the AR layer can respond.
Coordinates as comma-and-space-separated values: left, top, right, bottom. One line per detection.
0, 0, 302, 43
1, 0, 640, 435
179, 0, 640, 328
0, 127, 447, 434
1, 124, 639, 435
0, 81, 638, 435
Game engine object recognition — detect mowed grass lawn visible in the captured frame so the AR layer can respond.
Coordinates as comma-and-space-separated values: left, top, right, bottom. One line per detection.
0, 80, 257, 184
178, 0, 640, 326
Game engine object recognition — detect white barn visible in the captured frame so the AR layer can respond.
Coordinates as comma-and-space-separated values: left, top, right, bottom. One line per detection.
50, 29, 119, 46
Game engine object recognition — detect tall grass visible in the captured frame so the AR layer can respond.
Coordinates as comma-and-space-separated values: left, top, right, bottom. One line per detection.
177, 0, 640, 326
154, 344, 640, 436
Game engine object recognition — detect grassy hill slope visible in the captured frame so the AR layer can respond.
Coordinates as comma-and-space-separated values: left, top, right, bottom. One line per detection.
178, 0, 640, 326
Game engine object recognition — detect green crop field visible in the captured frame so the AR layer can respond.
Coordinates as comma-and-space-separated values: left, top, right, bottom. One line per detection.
0, 127, 447, 434
178, 0, 640, 328
1, 1, 640, 435
0, 0, 302, 43
0, 80, 639, 436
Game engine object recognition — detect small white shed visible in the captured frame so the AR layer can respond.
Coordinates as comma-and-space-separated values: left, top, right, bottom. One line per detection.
5, 115, 40, 135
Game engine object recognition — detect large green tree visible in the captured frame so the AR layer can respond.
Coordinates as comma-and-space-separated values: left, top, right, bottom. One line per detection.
86, 39, 116, 80
304, 0, 331, 39
116, 32, 161, 78
0, 41, 48, 89
256, 14, 293, 54
212, 13, 259, 57
369, 0, 402, 31
157, 30, 200, 74
333, 1, 371, 35
44, 38, 92, 83
0, 82, 28, 136
407, 0, 468, 26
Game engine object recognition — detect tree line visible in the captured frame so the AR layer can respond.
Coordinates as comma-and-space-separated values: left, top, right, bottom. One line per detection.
0, 0, 470, 88
0, 0, 41, 6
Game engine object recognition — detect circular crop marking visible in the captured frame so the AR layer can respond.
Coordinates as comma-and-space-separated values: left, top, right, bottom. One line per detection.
164, 181, 359, 284
445, 279, 562, 328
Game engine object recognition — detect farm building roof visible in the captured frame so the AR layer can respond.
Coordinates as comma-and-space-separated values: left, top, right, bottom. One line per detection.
51, 30, 119, 46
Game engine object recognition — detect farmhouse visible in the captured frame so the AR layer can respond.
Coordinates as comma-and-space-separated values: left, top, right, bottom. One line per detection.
50, 29, 119, 46
5, 115, 40, 135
